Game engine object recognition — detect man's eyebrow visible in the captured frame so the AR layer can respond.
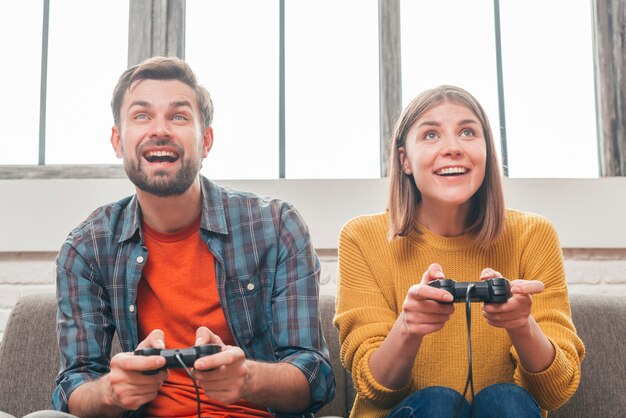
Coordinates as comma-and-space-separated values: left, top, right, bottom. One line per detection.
128, 100, 150, 109
170, 100, 193, 109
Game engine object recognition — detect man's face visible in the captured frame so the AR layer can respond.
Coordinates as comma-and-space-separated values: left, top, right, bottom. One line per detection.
111, 79, 213, 197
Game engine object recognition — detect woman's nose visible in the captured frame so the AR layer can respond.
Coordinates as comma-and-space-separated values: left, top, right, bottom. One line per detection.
441, 135, 463, 157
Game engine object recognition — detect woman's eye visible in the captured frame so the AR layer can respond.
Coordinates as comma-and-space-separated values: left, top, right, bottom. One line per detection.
460, 128, 474, 137
424, 131, 438, 140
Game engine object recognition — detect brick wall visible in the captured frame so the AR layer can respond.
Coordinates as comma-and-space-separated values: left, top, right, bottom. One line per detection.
2, 250, 626, 341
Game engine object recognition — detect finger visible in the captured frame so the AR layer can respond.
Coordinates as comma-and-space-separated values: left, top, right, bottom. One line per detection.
195, 345, 245, 371
407, 284, 453, 303
195, 326, 225, 346
136, 329, 165, 350
112, 352, 166, 374
479, 268, 503, 280
510, 280, 544, 295
420, 263, 445, 285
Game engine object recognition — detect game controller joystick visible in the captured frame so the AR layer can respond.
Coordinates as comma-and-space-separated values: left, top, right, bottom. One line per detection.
134, 343, 221, 374
428, 278, 511, 303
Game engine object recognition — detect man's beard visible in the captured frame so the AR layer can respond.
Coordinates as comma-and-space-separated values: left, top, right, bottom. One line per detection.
124, 155, 200, 197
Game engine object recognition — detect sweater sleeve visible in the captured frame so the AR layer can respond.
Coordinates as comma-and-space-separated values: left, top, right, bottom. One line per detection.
511, 215, 585, 411
333, 217, 413, 409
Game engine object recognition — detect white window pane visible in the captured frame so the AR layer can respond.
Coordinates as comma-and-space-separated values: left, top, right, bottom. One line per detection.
0, 1, 42, 165
45, 0, 128, 164
286, 0, 380, 179
400, 0, 502, 167
500, 0, 598, 178
186, 0, 279, 180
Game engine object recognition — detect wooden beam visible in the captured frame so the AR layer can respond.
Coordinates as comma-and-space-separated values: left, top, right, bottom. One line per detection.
379, 0, 402, 177
128, 0, 185, 67
594, 0, 626, 176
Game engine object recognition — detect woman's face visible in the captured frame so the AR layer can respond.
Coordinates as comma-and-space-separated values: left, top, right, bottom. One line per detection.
399, 100, 487, 211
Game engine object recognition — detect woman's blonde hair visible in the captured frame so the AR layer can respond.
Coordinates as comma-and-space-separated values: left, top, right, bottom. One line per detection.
387, 85, 504, 248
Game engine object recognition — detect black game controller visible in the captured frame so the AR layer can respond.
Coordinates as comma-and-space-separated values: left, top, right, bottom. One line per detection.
428, 278, 511, 303
134, 343, 221, 374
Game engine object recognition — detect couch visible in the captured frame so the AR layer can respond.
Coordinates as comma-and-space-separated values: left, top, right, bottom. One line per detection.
0, 292, 624, 417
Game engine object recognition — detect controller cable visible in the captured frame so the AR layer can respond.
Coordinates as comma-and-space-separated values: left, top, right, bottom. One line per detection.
174, 353, 203, 418
452, 283, 477, 418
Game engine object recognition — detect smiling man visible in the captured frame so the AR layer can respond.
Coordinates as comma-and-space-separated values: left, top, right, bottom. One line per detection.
52, 56, 334, 418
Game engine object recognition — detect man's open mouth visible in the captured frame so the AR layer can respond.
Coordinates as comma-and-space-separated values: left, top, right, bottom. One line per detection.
143, 150, 179, 163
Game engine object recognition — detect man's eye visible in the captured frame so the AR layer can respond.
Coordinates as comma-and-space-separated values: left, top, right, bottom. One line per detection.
173, 114, 188, 121
134, 113, 149, 120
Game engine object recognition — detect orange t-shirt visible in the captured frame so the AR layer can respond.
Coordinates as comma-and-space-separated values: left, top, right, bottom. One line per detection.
138, 215, 272, 418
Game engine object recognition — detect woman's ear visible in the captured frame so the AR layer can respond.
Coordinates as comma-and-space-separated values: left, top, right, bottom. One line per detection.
398, 147, 411, 175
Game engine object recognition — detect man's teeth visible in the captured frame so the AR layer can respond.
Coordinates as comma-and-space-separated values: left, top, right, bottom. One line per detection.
146, 151, 176, 158
144, 150, 178, 163
437, 167, 467, 175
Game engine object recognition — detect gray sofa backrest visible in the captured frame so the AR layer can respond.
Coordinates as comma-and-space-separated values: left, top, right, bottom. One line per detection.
0, 292, 624, 417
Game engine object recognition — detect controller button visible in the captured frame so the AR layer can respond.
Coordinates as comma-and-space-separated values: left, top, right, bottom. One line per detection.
492, 288, 506, 295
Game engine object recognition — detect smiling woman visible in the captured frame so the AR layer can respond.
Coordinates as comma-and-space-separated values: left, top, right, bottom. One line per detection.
333, 84, 585, 418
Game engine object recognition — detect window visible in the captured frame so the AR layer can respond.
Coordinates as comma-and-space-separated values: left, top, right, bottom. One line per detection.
0, 0, 603, 179
0, 0, 128, 166
401, 0, 598, 178
1, 2, 43, 165
499, 0, 598, 178
45, 0, 128, 164
185, 0, 279, 180
186, 0, 379, 179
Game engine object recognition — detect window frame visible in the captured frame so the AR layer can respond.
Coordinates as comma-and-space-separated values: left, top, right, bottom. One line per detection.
0, 0, 619, 179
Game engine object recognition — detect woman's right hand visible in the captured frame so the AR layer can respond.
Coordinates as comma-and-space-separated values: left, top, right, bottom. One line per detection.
402, 263, 455, 337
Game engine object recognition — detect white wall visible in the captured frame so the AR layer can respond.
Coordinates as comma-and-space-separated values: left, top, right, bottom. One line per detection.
2, 177, 626, 251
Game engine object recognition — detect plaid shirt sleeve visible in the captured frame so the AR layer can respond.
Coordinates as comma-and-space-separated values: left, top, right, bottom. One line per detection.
267, 202, 335, 415
52, 218, 118, 412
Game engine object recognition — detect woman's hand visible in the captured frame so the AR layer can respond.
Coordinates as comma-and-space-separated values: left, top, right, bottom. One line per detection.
479, 268, 555, 372
479, 268, 545, 330
402, 263, 455, 337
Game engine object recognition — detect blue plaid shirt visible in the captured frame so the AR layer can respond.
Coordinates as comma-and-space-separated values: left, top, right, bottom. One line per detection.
53, 176, 335, 416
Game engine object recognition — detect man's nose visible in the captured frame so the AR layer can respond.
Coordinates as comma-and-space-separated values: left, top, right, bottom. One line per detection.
150, 117, 172, 137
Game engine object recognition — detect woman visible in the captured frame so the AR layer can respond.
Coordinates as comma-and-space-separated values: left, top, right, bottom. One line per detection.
334, 85, 585, 418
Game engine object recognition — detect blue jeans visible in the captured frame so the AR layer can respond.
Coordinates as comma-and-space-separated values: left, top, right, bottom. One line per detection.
387, 383, 541, 418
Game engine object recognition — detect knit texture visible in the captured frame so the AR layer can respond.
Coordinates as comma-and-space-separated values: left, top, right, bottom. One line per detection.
334, 209, 585, 418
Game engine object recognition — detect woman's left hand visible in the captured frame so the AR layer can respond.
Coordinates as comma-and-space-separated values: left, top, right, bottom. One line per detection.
479, 268, 545, 330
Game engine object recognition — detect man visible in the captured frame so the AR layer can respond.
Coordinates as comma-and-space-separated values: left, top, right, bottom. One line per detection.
53, 56, 334, 417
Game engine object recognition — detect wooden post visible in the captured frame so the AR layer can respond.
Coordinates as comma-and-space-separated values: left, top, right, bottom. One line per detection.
594, 0, 626, 176
127, 0, 185, 67
379, 0, 402, 177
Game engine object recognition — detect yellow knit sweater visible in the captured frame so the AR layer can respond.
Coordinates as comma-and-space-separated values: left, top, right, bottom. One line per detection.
334, 209, 585, 418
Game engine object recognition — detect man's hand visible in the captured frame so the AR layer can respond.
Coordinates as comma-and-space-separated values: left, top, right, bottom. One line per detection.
191, 326, 250, 405
68, 329, 168, 417
104, 329, 169, 410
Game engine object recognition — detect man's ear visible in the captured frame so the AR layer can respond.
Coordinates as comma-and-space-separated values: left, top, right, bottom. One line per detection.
202, 127, 214, 158
111, 126, 123, 159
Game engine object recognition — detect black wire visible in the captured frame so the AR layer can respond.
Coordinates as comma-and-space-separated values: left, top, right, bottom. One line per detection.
174, 353, 202, 418
452, 283, 476, 418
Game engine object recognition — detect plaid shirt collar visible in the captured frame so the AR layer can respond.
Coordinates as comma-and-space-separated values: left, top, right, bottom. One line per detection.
117, 175, 229, 244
